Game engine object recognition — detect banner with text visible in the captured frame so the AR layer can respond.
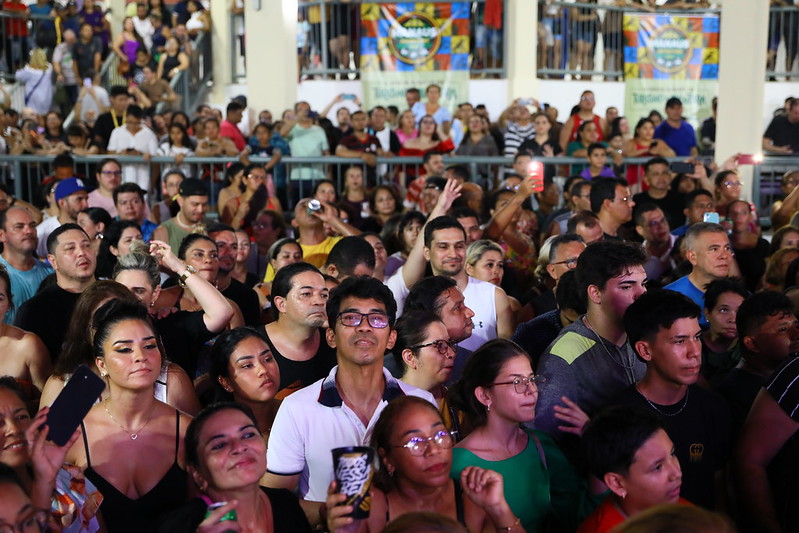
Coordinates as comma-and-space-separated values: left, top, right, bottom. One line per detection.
623, 12, 719, 127
360, 2, 470, 112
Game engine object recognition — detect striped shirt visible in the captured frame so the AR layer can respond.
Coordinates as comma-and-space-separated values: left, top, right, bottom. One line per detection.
503, 121, 536, 158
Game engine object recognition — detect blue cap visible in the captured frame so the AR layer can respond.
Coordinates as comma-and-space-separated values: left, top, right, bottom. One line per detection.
55, 177, 88, 202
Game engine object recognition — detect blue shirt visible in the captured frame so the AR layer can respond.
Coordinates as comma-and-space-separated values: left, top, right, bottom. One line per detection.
664, 276, 708, 327
655, 120, 697, 156
0, 255, 54, 324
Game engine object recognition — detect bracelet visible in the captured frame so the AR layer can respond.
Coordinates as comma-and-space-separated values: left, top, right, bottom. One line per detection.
497, 518, 521, 531
178, 264, 196, 287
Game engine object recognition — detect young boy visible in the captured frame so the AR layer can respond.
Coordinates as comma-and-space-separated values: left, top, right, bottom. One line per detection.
616, 289, 731, 510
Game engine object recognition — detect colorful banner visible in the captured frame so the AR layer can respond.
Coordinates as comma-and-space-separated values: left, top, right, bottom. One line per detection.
360, 2, 470, 112
623, 12, 719, 128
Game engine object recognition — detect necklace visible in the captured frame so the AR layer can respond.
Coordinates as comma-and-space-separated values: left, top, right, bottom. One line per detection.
104, 398, 156, 440
583, 316, 636, 370
635, 383, 690, 417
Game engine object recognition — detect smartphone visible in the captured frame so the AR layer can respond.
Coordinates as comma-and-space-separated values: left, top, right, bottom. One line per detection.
529, 161, 545, 193
519, 98, 534, 106
45, 365, 105, 446
342, 94, 356, 101
83, 77, 92, 88
670, 161, 694, 174
737, 154, 762, 165
703, 212, 720, 224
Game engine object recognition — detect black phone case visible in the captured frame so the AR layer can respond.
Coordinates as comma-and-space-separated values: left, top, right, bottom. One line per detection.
45, 364, 105, 446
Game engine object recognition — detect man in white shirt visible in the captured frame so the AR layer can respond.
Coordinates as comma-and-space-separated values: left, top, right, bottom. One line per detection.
264, 276, 434, 528
106, 104, 158, 192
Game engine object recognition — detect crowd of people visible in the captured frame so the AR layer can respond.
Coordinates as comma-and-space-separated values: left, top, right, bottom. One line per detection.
4, 26, 799, 530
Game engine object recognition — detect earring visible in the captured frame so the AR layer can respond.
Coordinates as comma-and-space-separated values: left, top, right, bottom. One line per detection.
486, 404, 491, 413
388, 468, 394, 477
225, 387, 233, 393
620, 491, 626, 499
100, 372, 107, 378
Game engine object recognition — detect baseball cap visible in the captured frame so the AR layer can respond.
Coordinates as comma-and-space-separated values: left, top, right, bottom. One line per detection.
55, 177, 87, 202
179, 177, 209, 197
423, 176, 447, 191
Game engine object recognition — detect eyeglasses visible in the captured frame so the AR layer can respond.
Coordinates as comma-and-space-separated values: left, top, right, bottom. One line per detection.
0, 508, 49, 533
550, 257, 579, 269
394, 430, 456, 456
491, 375, 546, 394
101, 170, 123, 176
248, 173, 266, 181
614, 196, 631, 203
723, 180, 742, 188
409, 339, 458, 355
580, 96, 595, 101
504, 184, 520, 191
251, 223, 271, 230
337, 312, 389, 329
693, 202, 714, 210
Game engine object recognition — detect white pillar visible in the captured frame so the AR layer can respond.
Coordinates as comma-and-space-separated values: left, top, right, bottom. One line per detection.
506, 0, 539, 102
209, 0, 234, 105
716, 0, 769, 200
238, 0, 298, 116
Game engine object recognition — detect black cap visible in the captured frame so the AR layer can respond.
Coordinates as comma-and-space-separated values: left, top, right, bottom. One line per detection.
179, 178, 208, 197
423, 176, 447, 191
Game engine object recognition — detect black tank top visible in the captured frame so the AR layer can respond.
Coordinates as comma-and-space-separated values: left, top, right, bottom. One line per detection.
81, 410, 187, 533
161, 53, 180, 80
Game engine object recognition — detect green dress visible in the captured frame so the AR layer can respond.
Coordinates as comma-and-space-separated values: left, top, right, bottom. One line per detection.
450, 429, 601, 533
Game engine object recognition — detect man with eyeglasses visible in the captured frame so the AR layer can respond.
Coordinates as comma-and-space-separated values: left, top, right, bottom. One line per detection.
106, 104, 159, 192
529, 234, 586, 318
634, 204, 676, 283
265, 276, 434, 528
590, 177, 635, 240
87, 158, 123, 217
0, 465, 52, 533
665, 223, 733, 328
632, 157, 689, 230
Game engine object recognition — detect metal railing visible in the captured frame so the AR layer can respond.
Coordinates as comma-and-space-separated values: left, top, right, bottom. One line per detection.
1, 153, 794, 221
297, 0, 505, 80
767, 5, 799, 80
0, 11, 57, 74
537, 1, 721, 81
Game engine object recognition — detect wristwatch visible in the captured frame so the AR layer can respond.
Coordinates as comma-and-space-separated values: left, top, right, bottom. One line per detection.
179, 265, 197, 287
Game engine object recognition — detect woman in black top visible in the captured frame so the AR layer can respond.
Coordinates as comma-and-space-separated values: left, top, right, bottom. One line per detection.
158, 402, 311, 533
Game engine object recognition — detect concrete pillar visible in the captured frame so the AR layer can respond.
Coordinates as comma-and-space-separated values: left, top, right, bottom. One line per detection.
506, 0, 539, 102
715, 0, 769, 200
106, 0, 125, 46
237, 0, 298, 116
209, 0, 234, 105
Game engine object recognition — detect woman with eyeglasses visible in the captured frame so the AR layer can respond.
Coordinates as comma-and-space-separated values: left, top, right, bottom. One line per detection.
394, 312, 461, 435
713, 170, 742, 218
449, 339, 603, 533
326, 395, 523, 533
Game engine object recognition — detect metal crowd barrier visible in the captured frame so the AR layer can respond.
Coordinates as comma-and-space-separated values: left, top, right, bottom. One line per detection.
2, 154, 795, 222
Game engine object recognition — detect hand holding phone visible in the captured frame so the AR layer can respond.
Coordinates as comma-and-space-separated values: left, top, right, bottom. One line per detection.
703, 212, 720, 224
737, 154, 762, 165
45, 365, 105, 446
528, 161, 545, 193
670, 161, 694, 174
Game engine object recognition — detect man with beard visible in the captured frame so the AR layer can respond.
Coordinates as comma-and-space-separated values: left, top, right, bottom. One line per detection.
152, 178, 211, 254
0, 207, 53, 323
16, 224, 96, 361
206, 223, 260, 327
262, 262, 337, 398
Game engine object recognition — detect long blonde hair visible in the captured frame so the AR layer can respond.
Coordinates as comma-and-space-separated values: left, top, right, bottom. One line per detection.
29, 48, 49, 70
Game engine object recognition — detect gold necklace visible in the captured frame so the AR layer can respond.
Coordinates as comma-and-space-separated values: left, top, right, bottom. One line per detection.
104, 398, 156, 440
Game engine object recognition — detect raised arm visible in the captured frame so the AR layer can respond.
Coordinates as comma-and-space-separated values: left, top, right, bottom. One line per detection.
150, 240, 234, 332
313, 201, 362, 237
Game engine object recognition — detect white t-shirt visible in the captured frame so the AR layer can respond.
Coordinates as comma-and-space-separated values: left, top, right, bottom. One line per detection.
107, 125, 159, 191
460, 276, 498, 351
266, 366, 435, 502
